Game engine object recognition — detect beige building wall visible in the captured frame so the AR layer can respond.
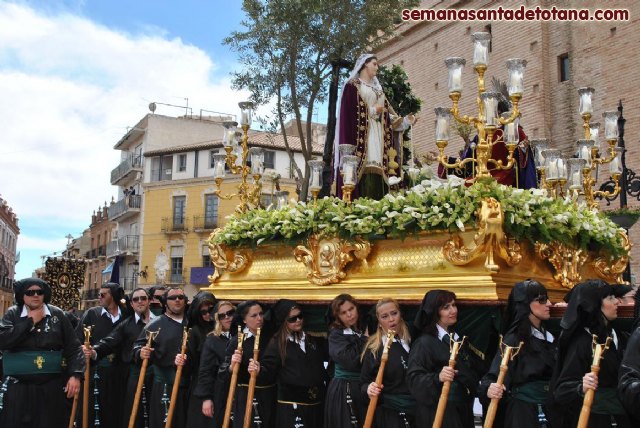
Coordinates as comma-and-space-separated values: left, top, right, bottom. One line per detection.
0, 196, 19, 316
376, 0, 640, 280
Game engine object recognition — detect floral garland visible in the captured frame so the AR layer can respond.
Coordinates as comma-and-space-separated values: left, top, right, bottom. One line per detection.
210, 178, 628, 258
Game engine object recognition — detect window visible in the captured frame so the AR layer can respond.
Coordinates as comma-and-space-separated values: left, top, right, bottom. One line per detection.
264, 151, 275, 169
209, 150, 217, 168
204, 194, 219, 228
202, 245, 212, 267
170, 246, 184, 282
178, 154, 187, 172
173, 196, 186, 229
559, 53, 570, 82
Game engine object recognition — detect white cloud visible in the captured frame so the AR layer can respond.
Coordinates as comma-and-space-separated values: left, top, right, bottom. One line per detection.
0, 2, 249, 222
17, 234, 68, 252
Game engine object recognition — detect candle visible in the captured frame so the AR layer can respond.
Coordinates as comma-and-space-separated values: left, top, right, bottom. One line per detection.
547, 161, 558, 180
240, 111, 249, 126
484, 97, 497, 126
473, 44, 488, 65
536, 151, 546, 168
579, 146, 591, 164
343, 163, 355, 185
604, 117, 618, 139
609, 157, 620, 175
252, 160, 263, 175
556, 158, 566, 179
227, 130, 236, 145
450, 68, 462, 92
580, 98, 591, 115
310, 170, 321, 189
571, 171, 581, 188
509, 70, 523, 95
436, 117, 449, 141
214, 161, 225, 178
504, 122, 517, 144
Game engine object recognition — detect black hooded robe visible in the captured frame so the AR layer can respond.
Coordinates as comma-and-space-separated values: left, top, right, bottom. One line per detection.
134, 314, 189, 428
361, 340, 415, 428
324, 327, 367, 428
618, 326, 640, 425
192, 333, 230, 428
407, 333, 477, 428
0, 303, 85, 428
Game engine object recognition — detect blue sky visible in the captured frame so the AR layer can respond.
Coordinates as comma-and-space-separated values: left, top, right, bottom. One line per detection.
0, 0, 288, 279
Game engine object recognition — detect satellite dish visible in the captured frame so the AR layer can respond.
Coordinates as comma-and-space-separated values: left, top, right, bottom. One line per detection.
149, 102, 157, 113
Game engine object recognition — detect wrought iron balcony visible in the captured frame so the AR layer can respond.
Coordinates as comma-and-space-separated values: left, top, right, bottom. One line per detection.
108, 195, 142, 221
106, 235, 140, 257
193, 215, 218, 231
161, 217, 189, 233
111, 153, 143, 185
168, 269, 188, 285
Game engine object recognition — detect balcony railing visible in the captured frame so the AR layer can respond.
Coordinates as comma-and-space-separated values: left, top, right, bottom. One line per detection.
107, 235, 140, 257
111, 153, 143, 185
168, 269, 187, 285
108, 195, 142, 221
161, 217, 189, 233
121, 276, 138, 292
150, 168, 173, 182
193, 215, 218, 231
97, 245, 106, 257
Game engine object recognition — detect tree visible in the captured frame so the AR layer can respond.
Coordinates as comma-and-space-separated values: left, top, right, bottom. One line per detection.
225, 0, 419, 200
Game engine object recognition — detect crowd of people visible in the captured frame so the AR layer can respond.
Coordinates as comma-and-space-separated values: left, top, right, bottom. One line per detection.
1, 277, 640, 428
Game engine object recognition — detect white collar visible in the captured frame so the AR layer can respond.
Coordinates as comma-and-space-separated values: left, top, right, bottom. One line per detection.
382, 332, 410, 353
343, 327, 359, 335
287, 331, 306, 352
531, 326, 554, 343
135, 311, 155, 324
436, 323, 459, 342
101, 306, 121, 323
20, 305, 51, 318
221, 331, 230, 338
242, 326, 254, 339
167, 315, 184, 324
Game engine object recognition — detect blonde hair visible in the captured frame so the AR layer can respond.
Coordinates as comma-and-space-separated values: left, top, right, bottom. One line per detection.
361, 298, 411, 361
211, 301, 236, 336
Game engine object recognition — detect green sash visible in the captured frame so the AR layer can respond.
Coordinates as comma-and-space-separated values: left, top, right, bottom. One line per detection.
2, 351, 63, 375
96, 353, 118, 367
591, 387, 626, 415
512, 380, 550, 404
381, 393, 416, 415
333, 364, 360, 381
447, 381, 472, 404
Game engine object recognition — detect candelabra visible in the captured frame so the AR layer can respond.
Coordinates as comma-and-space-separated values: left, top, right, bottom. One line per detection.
530, 88, 622, 209
336, 144, 359, 203
435, 32, 525, 181
212, 101, 265, 213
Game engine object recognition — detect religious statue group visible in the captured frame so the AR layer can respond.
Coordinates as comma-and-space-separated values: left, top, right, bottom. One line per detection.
2, 276, 640, 428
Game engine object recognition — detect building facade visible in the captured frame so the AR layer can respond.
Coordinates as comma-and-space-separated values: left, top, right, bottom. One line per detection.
81, 203, 116, 309
0, 196, 19, 316
375, 0, 640, 279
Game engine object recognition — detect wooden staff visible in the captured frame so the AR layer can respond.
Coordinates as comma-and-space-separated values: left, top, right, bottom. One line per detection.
243, 327, 262, 428
223, 326, 245, 428
433, 336, 467, 428
483, 336, 524, 428
363, 330, 395, 428
128, 329, 160, 428
82, 326, 92, 428
165, 327, 189, 428
577, 335, 612, 428
68, 392, 79, 428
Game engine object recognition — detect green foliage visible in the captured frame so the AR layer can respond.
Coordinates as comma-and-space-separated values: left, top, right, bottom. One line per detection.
378, 64, 422, 117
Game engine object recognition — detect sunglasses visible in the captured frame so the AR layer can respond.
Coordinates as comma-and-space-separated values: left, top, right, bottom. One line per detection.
24, 289, 45, 297
533, 295, 549, 304
217, 309, 235, 320
132, 296, 148, 303
166, 294, 186, 301
286, 313, 304, 323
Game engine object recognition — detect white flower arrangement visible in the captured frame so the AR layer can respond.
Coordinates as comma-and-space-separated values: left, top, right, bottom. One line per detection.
211, 179, 627, 258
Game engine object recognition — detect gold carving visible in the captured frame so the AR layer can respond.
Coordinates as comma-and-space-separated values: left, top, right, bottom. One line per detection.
207, 229, 250, 283
592, 230, 631, 284
535, 242, 588, 289
442, 197, 521, 272
293, 234, 371, 286
34, 355, 45, 370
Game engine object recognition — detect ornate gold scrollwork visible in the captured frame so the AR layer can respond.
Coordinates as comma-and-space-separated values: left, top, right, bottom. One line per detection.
207, 229, 250, 283
535, 242, 588, 289
442, 197, 521, 272
592, 230, 631, 284
294, 234, 371, 286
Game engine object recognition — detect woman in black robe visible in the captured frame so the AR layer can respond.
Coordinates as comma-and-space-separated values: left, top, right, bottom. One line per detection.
225, 300, 275, 428
258, 299, 329, 428
552, 279, 632, 427
407, 290, 478, 428
619, 321, 640, 425
361, 297, 415, 427
324, 294, 368, 428
193, 300, 235, 428
185, 291, 217, 428
479, 280, 559, 428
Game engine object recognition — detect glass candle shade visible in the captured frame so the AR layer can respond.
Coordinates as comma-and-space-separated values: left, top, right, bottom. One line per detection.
530, 139, 549, 169
434, 107, 452, 141
338, 144, 356, 169
567, 158, 587, 190
275, 191, 289, 209
445, 57, 466, 93
213, 153, 227, 178
506, 58, 527, 96
542, 149, 561, 180
238, 101, 254, 127
577, 87, 595, 116
501, 112, 519, 144
576, 139, 595, 168
588, 122, 600, 146
222, 121, 238, 148
602, 111, 619, 140
341, 155, 359, 186
556, 157, 567, 180
471, 32, 491, 66
307, 159, 324, 191
480, 92, 500, 126
249, 147, 265, 175
609, 147, 623, 175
